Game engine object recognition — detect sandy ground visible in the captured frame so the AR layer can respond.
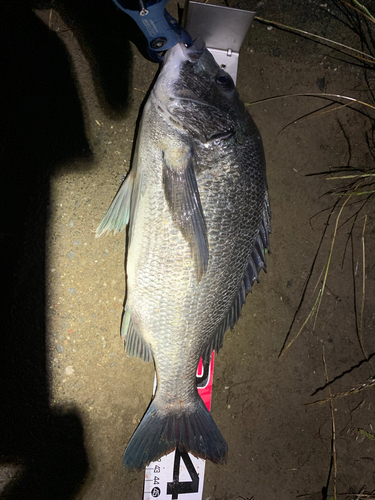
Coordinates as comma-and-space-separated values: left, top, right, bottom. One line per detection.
1, 1, 375, 499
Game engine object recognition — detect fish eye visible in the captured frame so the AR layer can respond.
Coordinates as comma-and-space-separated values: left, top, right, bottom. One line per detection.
216, 74, 234, 92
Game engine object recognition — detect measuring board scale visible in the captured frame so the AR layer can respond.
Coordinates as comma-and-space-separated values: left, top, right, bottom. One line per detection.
143, 354, 215, 500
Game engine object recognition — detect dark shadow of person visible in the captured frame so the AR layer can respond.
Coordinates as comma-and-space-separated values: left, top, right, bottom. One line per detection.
0, 0, 135, 497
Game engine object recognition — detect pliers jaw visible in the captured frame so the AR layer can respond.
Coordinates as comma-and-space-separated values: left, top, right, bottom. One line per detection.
112, 0, 193, 62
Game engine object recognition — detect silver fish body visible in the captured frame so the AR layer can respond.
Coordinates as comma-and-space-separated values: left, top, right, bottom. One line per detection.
97, 38, 270, 470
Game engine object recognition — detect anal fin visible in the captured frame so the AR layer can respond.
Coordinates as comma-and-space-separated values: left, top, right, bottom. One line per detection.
121, 306, 153, 362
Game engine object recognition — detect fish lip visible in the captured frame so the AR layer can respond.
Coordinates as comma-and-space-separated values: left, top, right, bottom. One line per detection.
180, 38, 206, 62
162, 38, 206, 68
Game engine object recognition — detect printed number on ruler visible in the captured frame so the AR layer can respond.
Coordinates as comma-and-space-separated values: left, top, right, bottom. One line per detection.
144, 450, 205, 500
167, 449, 199, 497
144, 354, 214, 500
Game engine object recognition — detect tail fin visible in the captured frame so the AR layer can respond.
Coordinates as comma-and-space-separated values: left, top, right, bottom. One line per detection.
123, 397, 227, 470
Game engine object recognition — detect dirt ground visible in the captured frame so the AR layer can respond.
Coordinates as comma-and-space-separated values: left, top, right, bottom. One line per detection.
1, 1, 375, 499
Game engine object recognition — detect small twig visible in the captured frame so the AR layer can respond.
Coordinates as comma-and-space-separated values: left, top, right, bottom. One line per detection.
279, 200, 341, 358
351, 232, 361, 351
308, 376, 375, 405
350, 0, 375, 22
279, 289, 322, 359
353, 485, 367, 499
326, 173, 375, 180
351, 485, 375, 499
331, 190, 375, 196
359, 428, 375, 441
322, 347, 337, 500
291, 102, 357, 129
314, 196, 352, 329
312, 267, 326, 302
359, 215, 368, 358
48, 8, 53, 30
254, 16, 375, 63
246, 92, 375, 111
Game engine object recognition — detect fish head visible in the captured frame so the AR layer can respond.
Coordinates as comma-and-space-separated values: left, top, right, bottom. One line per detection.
153, 39, 252, 145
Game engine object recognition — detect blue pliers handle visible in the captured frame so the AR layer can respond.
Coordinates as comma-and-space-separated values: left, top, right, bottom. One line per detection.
112, 0, 193, 62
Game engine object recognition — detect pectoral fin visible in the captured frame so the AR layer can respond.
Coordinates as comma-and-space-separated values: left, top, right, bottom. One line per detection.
96, 162, 143, 242
96, 173, 134, 238
162, 149, 209, 282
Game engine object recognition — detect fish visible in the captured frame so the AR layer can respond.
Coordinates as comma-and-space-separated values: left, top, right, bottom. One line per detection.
96, 37, 270, 470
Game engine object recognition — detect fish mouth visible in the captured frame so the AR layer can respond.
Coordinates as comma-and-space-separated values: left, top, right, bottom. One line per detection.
162, 38, 206, 66
153, 38, 210, 115
153, 38, 221, 134
180, 38, 206, 62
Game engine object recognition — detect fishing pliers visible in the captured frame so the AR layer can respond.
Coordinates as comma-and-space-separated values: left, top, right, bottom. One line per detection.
112, 0, 193, 62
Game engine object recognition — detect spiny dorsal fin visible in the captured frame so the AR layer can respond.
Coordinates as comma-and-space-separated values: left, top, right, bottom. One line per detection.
202, 192, 271, 362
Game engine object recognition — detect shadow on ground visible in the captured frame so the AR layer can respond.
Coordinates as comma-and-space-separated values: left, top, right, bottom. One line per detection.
0, 1, 133, 497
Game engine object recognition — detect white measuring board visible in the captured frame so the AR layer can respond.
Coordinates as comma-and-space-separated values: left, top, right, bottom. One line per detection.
143, 353, 215, 500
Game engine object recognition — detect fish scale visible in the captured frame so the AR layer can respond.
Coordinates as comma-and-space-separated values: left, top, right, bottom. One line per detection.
96, 38, 270, 470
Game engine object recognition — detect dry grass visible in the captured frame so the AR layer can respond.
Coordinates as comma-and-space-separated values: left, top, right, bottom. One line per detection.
253, 2, 375, 497
251, 1, 375, 359
323, 347, 337, 500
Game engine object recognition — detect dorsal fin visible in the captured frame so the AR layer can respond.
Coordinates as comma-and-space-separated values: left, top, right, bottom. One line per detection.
202, 192, 271, 363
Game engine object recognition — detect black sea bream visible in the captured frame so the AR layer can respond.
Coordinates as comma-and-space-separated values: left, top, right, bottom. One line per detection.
96, 38, 270, 470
